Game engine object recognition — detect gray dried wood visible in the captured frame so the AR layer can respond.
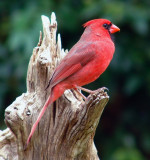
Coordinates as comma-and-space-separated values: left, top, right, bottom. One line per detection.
0, 13, 109, 160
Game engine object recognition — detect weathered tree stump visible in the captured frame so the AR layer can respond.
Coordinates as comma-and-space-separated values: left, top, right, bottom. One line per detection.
0, 13, 109, 160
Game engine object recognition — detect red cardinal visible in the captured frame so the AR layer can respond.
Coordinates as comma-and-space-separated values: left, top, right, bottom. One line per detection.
26, 19, 120, 147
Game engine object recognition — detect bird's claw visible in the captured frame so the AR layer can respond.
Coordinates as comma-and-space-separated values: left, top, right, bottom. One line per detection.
92, 87, 109, 94
99, 87, 109, 92
74, 86, 109, 97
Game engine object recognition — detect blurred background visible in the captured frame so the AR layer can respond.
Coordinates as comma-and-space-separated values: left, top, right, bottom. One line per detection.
0, 0, 150, 159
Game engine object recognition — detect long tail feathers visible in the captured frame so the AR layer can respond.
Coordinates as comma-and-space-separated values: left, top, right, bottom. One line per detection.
25, 94, 52, 149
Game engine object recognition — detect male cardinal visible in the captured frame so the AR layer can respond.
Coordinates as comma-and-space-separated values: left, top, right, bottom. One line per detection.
26, 19, 120, 147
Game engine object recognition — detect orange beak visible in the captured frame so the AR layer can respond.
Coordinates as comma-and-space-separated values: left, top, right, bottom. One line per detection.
110, 24, 120, 34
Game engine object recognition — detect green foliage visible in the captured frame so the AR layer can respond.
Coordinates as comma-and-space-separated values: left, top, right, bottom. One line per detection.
0, 0, 150, 159
111, 148, 145, 160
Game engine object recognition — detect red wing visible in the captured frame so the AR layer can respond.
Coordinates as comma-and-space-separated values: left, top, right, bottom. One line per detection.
47, 44, 96, 88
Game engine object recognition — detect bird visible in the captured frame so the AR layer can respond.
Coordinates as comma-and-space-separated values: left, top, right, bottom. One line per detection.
26, 18, 120, 147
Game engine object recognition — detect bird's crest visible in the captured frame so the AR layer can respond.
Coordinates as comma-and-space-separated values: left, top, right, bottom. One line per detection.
83, 19, 99, 28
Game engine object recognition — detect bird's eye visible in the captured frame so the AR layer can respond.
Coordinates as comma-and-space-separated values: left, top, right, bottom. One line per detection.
103, 23, 108, 29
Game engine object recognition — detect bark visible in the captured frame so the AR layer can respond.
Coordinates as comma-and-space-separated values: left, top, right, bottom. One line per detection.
0, 13, 109, 160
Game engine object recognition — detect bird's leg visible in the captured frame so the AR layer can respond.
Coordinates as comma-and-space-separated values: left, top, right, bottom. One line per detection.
73, 88, 87, 101
76, 86, 108, 94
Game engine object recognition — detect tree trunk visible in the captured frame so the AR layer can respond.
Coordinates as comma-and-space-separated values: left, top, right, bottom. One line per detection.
0, 13, 109, 160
